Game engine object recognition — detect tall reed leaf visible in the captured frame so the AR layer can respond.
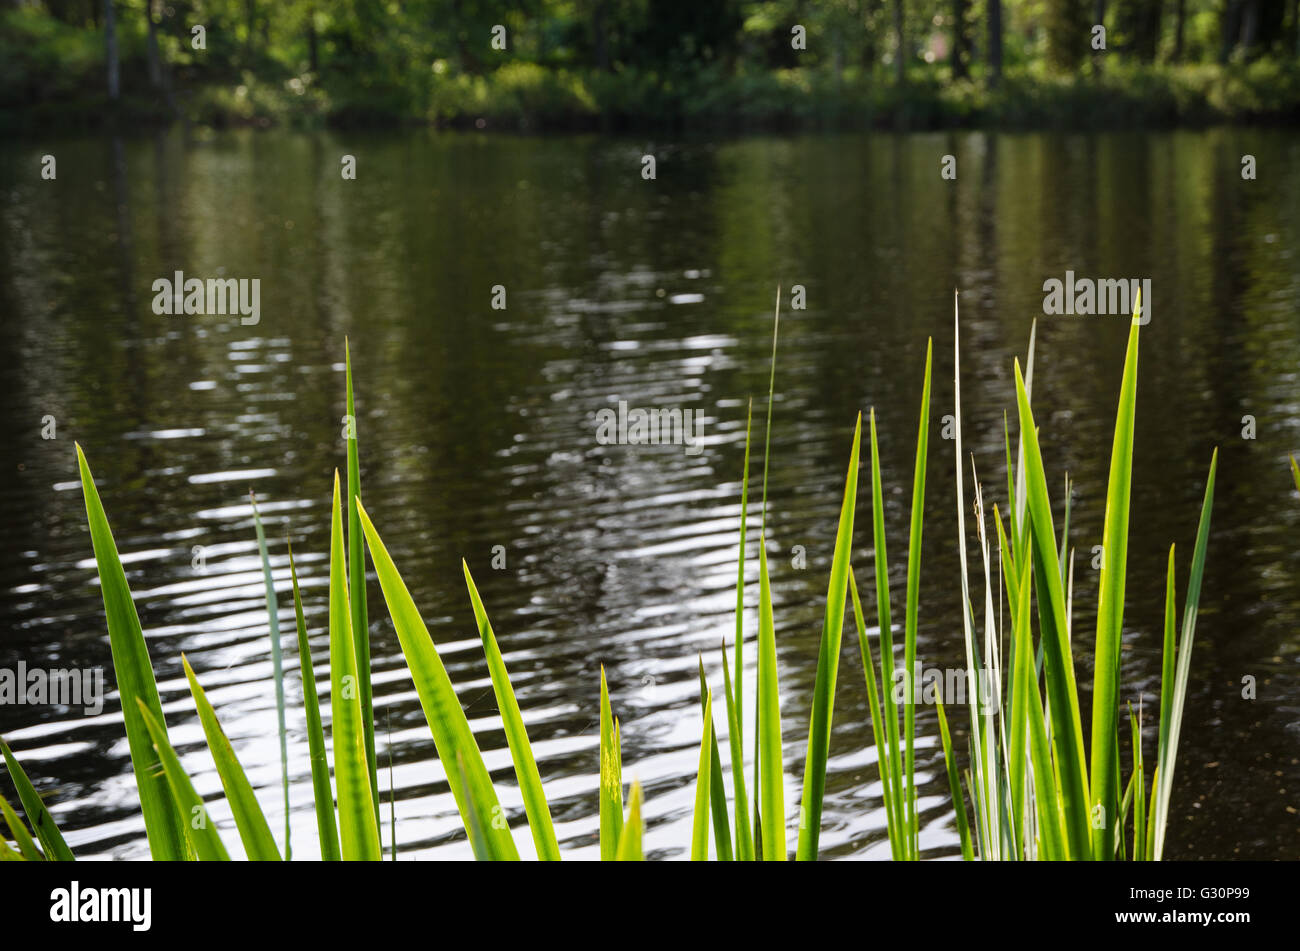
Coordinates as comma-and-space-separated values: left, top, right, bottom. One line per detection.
1151, 450, 1217, 860
599, 666, 623, 860
902, 341, 933, 858
756, 536, 785, 860
691, 691, 714, 860
76, 444, 187, 861
697, 660, 733, 861
849, 572, 902, 859
1089, 310, 1140, 860
250, 493, 291, 860
867, 410, 907, 857
181, 656, 282, 860
345, 342, 379, 834
719, 647, 751, 859
0, 739, 74, 861
136, 700, 231, 861
616, 780, 644, 861
1086, 307, 1138, 857
0, 792, 43, 860
796, 412, 861, 860
329, 474, 382, 860
288, 542, 340, 860
1011, 364, 1091, 859
728, 399, 755, 861
464, 561, 561, 861
935, 699, 973, 860
356, 498, 517, 860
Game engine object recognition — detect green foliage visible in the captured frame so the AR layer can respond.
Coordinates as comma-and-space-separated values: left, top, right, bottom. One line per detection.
5, 2, 1300, 130
1, 321, 1220, 862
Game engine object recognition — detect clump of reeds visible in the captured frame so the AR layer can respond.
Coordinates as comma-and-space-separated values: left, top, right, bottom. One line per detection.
0, 294, 1219, 862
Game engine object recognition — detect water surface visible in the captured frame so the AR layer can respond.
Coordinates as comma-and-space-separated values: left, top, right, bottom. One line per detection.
1, 128, 1297, 859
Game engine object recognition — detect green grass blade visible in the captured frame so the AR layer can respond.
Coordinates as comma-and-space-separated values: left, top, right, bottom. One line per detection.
1150, 544, 1176, 860
902, 340, 933, 859
0, 832, 25, 861
1002, 511, 1028, 857
1004, 412, 1018, 554
849, 571, 902, 859
387, 709, 397, 860
76, 443, 187, 861
868, 408, 908, 858
697, 660, 733, 861
691, 691, 714, 860
757, 535, 786, 860
719, 643, 754, 861
464, 560, 561, 861
935, 698, 973, 860
753, 288, 781, 846
734, 398, 752, 749
287, 541, 340, 860
249, 493, 291, 860
1291, 454, 1299, 493
730, 398, 754, 859
599, 666, 624, 860
1152, 449, 1217, 860
1012, 362, 1091, 860
796, 412, 862, 861
1089, 312, 1141, 860
0, 792, 43, 860
1131, 701, 1146, 861
344, 341, 379, 837
0, 739, 74, 860
355, 497, 516, 860
181, 656, 282, 860
615, 780, 644, 861
453, 749, 494, 861
1014, 558, 1065, 861
954, 299, 993, 859
328, 474, 383, 861
135, 699, 230, 861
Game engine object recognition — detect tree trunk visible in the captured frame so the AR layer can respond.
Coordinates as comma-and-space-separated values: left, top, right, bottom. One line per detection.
144, 1, 177, 112
104, 0, 119, 101
1240, 0, 1260, 54
1092, 0, 1106, 74
952, 0, 969, 79
144, 1, 162, 89
1135, 0, 1161, 61
893, 0, 905, 83
862, 0, 880, 68
594, 0, 609, 70
988, 0, 1002, 85
1172, 0, 1186, 60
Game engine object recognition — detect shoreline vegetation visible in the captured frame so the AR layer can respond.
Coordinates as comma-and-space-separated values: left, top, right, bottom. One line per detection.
1, 298, 1221, 861
4, 4, 1300, 134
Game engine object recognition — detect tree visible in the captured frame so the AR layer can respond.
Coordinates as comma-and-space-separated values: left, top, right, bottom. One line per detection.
1045, 0, 1089, 72
952, 0, 971, 79
104, 0, 119, 101
988, 0, 1003, 85
1172, 0, 1186, 60
893, 0, 905, 82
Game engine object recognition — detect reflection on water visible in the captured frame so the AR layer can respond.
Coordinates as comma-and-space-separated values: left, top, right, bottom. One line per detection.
0, 129, 1297, 859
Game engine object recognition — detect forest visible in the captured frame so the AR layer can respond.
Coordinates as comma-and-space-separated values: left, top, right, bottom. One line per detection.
3, 3, 1299, 135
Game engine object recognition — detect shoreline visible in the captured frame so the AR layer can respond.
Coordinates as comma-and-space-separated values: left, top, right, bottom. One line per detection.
7, 63, 1300, 135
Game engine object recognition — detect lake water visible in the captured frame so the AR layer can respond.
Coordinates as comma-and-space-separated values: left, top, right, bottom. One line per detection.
1, 128, 1297, 859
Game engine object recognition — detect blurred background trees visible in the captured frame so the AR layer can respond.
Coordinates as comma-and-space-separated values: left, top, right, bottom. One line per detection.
2, 0, 1298, 126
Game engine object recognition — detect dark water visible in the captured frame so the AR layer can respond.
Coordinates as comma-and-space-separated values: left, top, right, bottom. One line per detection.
0, 129, 1297, 860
